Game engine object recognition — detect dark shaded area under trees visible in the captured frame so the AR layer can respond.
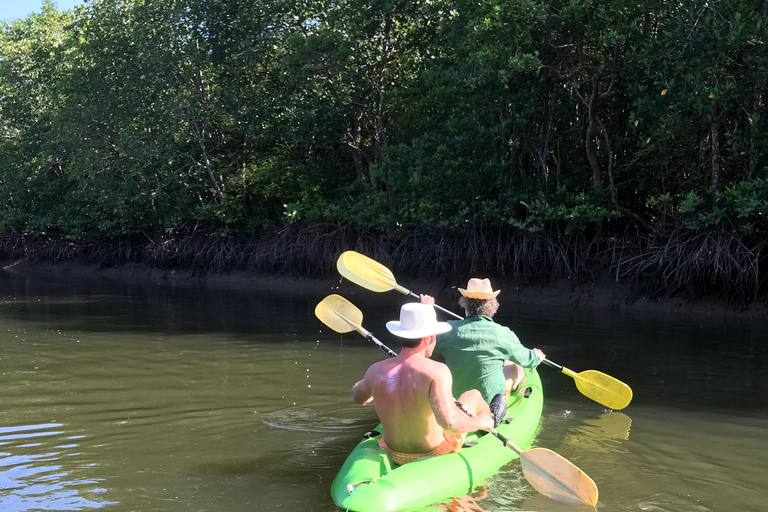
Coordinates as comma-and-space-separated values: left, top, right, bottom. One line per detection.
1, 0, 767, 307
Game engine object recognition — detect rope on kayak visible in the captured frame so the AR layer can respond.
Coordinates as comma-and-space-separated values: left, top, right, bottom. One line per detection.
344, 484, 356, 512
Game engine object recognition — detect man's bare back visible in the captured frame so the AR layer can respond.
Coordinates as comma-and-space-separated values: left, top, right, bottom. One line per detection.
353, 302, 493, 456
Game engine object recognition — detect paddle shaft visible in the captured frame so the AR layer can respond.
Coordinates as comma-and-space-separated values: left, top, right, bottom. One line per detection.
405, 291, 464, 320
541, 359, 570, 374
536, 360, 600, 393
451, 394, 523, 455
365, 331, 397, 358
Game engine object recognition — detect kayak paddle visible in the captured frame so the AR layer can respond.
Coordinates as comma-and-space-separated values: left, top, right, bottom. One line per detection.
336, 250, 633, 410
337, 250, 460, 320
315, 294, 599, 507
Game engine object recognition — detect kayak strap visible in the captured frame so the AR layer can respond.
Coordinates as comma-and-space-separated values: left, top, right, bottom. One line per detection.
345, 484, 356, 512
346, 478, 376, 511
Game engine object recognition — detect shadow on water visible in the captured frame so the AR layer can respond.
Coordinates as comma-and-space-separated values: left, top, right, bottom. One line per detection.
0, 269, 338, 339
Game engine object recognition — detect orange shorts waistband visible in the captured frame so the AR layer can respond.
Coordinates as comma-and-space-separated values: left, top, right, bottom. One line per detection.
379, 430, 466, 466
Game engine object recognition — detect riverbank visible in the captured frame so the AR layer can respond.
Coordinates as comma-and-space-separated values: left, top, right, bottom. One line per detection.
4, 256, 766, 319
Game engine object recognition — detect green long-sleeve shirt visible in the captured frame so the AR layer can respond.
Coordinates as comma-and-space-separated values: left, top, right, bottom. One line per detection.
434, 315, 540, 402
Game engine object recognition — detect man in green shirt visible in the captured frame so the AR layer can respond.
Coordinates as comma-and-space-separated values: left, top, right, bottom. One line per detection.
433, 278, 546, 426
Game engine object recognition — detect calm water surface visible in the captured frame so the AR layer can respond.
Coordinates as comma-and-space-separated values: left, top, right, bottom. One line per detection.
0, 270, 766, 512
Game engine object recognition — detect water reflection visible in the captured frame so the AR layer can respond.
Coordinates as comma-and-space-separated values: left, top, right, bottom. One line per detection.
437, 482, 493, 512
0, 423, 115, 511
420, 481, 600, 512
559, 412, 632, 453
521, 494, 597, 512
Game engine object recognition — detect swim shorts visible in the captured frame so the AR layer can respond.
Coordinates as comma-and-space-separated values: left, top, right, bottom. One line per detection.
379, 430, 466, 466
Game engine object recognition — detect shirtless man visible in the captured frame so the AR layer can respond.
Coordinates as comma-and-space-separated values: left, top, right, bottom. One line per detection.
352, 299, 494, 466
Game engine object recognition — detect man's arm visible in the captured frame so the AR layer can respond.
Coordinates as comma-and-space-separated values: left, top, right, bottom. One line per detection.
500, 326, 545, 368
352, 374, 373, 405
429, 364, 493, 432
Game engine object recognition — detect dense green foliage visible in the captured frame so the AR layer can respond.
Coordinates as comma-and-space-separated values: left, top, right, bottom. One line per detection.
1, 0, 767, 237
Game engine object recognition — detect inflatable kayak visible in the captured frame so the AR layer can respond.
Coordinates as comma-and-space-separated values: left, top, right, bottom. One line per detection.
331, 368, 544, 512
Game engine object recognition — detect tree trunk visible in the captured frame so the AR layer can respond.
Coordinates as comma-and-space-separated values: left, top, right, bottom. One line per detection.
578, 77, 603, 190
374, 81, 395, 215
748, 0, 768, 180
191, 121, 224, 203
596, 115, 617, 205
537, 92, 556, 197
748, 80, 764, 181
345, 108, 366, 184
709, 69, 721, 199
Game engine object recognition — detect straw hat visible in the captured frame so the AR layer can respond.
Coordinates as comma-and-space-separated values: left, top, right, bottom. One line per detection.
386, 303, 452, 339
458, 278, 500, 300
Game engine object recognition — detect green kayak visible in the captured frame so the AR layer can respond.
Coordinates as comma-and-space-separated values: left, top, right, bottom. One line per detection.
331, 368, 544, 512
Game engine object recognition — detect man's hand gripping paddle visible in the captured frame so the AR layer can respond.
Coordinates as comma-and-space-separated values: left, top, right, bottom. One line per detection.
315, 294, 599, 507
337, 250, 633, 411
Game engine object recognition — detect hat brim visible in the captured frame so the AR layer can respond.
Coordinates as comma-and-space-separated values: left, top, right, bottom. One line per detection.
385, 320, 452, 339
458, 288, 500, 300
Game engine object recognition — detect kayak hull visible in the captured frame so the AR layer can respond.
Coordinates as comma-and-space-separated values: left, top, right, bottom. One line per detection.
331, 368, 544, 512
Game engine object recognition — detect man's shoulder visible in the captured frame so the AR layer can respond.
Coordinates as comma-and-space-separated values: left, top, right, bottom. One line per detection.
445, 317, 473, 330
450, 316, 510, 332
410, 356, 450, 375
365, 358, 393, 375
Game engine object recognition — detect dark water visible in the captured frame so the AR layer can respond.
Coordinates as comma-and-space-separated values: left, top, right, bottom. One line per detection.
0, 270, 766, 512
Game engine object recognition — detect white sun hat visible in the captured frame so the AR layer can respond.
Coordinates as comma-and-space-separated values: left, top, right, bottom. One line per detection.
385, 303, 452, 339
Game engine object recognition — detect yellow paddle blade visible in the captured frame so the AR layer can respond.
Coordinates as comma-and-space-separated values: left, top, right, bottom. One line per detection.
520, 448, 598, 506
337, 251, 405, 294
314, 294, 364, 334
568, 369, 633, 410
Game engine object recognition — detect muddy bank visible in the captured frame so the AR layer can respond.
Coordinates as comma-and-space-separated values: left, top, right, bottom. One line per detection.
4, 257, 766, 320
1, 225, 766, 319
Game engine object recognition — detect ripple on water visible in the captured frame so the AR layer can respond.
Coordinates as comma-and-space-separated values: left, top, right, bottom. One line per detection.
0, 423, 117, 511
282, 436, 353, 470
262, 404, 373, 433
260, 405, 377, 470
636, 492, 712, 512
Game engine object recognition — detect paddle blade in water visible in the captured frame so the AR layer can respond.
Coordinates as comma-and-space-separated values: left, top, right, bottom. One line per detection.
337, 251, 400, 293
572, 370, 633, 410
520, 448, 598, 506
315, 294, 364, 334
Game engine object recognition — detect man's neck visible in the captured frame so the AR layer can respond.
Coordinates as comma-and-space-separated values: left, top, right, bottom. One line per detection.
398, 346, 426, 359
